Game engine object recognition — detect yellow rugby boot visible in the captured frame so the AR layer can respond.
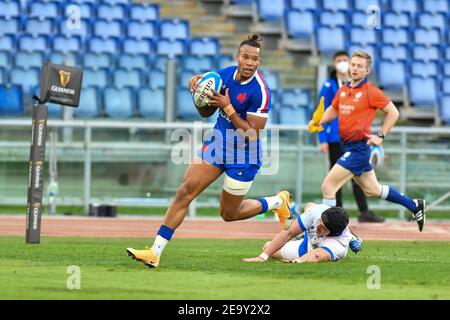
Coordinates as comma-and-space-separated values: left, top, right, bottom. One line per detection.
273, 191, 292, 230
126, 247, 159, 268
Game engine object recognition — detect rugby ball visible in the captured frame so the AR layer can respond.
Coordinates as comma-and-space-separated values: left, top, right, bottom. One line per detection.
192, 71, 223, 108
370, 145, 385, 169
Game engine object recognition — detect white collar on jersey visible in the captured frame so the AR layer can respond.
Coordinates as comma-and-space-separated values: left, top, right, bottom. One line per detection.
233, 68, 256, 85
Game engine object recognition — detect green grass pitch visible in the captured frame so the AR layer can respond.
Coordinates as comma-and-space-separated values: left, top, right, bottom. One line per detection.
1, 236, 449, 300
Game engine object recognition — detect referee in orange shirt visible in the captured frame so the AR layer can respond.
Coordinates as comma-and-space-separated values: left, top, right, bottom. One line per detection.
309, 51, 425, 231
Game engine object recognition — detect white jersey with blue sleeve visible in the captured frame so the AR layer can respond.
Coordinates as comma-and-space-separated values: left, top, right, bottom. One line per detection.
281, 204, 352, 261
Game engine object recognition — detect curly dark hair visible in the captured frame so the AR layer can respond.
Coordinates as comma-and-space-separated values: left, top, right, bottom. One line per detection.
321, 207, 349, 236
239, 34, 263, 51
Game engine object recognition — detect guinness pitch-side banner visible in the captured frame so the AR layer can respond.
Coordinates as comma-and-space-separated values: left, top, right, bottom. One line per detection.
39, 63, 83, 107
26, 105, 48, 244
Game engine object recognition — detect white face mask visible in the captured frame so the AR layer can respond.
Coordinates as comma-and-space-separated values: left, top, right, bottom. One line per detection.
336, 61, 349, 74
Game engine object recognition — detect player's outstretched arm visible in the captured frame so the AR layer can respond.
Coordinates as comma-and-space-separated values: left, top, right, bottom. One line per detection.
285, 248, 332, 263
242, 218, 303, 262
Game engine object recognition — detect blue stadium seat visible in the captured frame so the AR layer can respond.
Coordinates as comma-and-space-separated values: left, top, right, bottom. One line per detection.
389, 0, 417, 15
443, 62, 450, 76
177, 88, 200, 120
19, 35, 47, 52
0, 85, 23, 116
317, 27, 346, 55
280, 89, 310, 108
181, 55, 215, 72
382, 28, 409, 46
156, 39, 186, 57
350, 27, 377, 46
29, 1, 59, 19
439, 95, 450, 123
63, 2, 94, 19
15, 51, 44, 69
442, 78, 450, 94
159, 20, 189, 40
348, 44, 377, 62
82, 68, 109, 88
10, 67, 40, 94
257, 0, 285, 22
412, 46, 440, 62
260, 70, 280, 91
53, 36, 82, 53
189, 38, 219, 56
127, 21, 158, 39
113, 69, 142, 88
423, 0, 448, 14
46, 102, 62, 118
0, 68, 5, 84
383, 11, 410, 29
25, 18, 54, 36
285, 10, 314, 39
94, 20, 122, 38
179, 69, 195, 89
0, 35, 15, 51
138, 87, 165, 119
103, 0, 129, 5
230, 0, 254, 3
83, 53, 112, 70
0, 51, 9, 69
319, 11, 347, 27
289, 0, 318, 12
149, 69, 166, 89
74, 87, 101, 118
414, 28, 440, 47
47, 52, 80, 67
59, 18, 89, 38
0, 1, 20, 18
417, 13, 446, 34
153, 55, 168, 71
278, 105, 308, 125
408, 76, 437, 106
129, 4, 159, 22
0, 17, 20, 34
378, 60, 405, 89
88, 37, 118, 54
410, 61, 438, 78
351, 11, 369, 28
103, 86, 135, 118
379, 45, 408, 62
322, 0, 349, 12
96, 3, 126, 21
217, 55, 235, 69
354, 0, 381, 11
118, 54, 148, 70
122, 38, 154, 55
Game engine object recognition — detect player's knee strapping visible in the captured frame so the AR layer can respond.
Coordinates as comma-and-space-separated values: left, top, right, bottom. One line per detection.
223, 174, 253, 196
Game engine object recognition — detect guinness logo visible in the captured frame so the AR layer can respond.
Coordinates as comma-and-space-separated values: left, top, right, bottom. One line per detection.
59, 70, 71, 88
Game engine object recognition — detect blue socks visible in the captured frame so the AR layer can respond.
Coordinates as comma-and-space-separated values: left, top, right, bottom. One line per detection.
380, 185, 417, 213
157, 225, 175, 241
257, 198, 268, 214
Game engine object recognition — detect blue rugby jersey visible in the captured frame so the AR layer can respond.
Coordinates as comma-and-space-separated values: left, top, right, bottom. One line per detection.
207, 66, 271, 166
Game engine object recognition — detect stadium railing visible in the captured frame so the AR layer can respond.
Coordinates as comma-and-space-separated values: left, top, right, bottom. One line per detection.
0, 119, 449, 219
